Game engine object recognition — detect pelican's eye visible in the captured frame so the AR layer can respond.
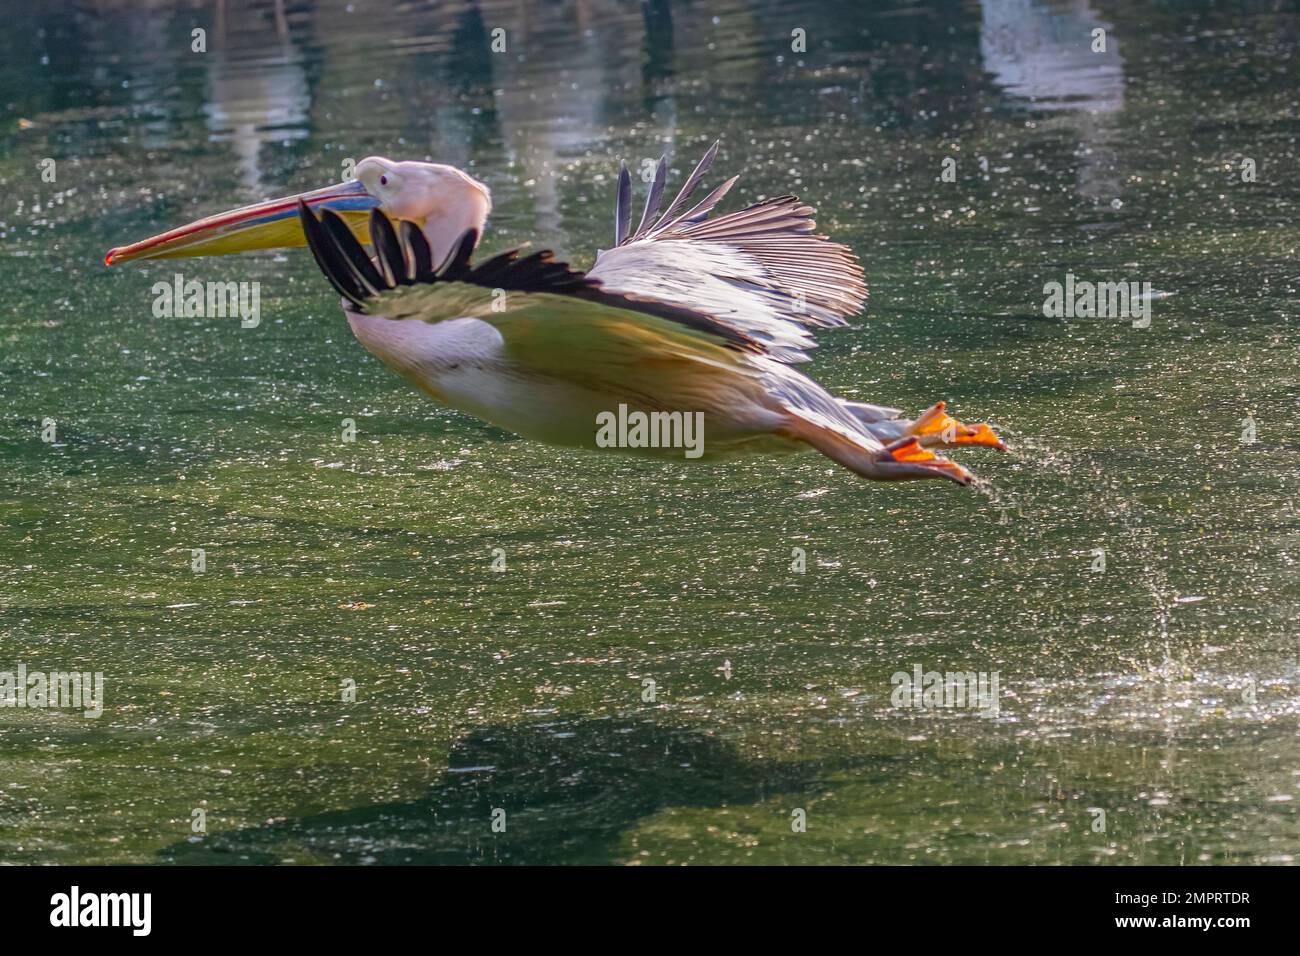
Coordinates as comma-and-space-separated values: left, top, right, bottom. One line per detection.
380, 174, 389, 186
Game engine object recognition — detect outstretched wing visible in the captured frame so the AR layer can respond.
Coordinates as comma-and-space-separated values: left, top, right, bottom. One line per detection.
589, 142, 868, 364
298, 203, 768, 391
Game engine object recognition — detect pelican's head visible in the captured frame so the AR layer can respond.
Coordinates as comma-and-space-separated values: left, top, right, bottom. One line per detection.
105, 156, 491, 267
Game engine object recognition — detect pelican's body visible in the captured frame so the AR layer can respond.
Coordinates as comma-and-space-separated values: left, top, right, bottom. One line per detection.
107, 143, 1005, 484
344, 304, 793, 459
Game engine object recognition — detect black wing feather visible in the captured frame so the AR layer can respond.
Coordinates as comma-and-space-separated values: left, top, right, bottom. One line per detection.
369, 208, 408, 284
297, 200, 367, 308
294, 203, 764, 354
614, 162, 632, 246
632, 156, 667, 240
464, 246, 520, 286
320, 210, 384, 296
399, 221, 434, 281
441, 229, 478, 277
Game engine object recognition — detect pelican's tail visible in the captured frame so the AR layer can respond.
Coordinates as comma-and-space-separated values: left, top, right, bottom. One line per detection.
906, 401, 1007, 451
781, 411, 973, 486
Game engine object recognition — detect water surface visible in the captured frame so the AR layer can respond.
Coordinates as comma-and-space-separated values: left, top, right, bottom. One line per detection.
1, 0, 1298, 864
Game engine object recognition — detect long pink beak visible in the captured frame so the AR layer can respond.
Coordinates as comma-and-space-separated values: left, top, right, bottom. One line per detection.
105, 178, 381, 265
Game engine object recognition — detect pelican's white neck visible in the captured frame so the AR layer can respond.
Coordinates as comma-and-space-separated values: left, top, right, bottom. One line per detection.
420, 170, 492, 266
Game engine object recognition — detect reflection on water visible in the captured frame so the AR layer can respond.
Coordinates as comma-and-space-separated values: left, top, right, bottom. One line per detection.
204, 8, 310, 193
980, 0, 1125, 204
980, 0, 1123, 111
1, 0, 1299, 865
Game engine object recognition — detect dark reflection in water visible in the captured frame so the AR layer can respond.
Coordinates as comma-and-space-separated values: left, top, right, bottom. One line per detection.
1, 0, 1299, 865
161, 716, 829, 865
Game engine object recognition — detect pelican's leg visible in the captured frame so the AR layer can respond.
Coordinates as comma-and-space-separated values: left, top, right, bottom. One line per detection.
906, 401, 1007, 452
781, 414, 974, 486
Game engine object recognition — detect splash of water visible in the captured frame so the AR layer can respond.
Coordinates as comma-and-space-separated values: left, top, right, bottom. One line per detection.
975, 427, 1176, 668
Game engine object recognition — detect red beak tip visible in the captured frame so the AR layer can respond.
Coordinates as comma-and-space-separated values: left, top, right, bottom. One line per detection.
104, 249, 119, 266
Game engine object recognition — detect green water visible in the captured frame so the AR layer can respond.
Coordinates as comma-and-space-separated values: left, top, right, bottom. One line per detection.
2, 0, 1298, 865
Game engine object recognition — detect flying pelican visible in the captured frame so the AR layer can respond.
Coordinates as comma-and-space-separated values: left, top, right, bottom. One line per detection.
106, 143, 1004, 485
